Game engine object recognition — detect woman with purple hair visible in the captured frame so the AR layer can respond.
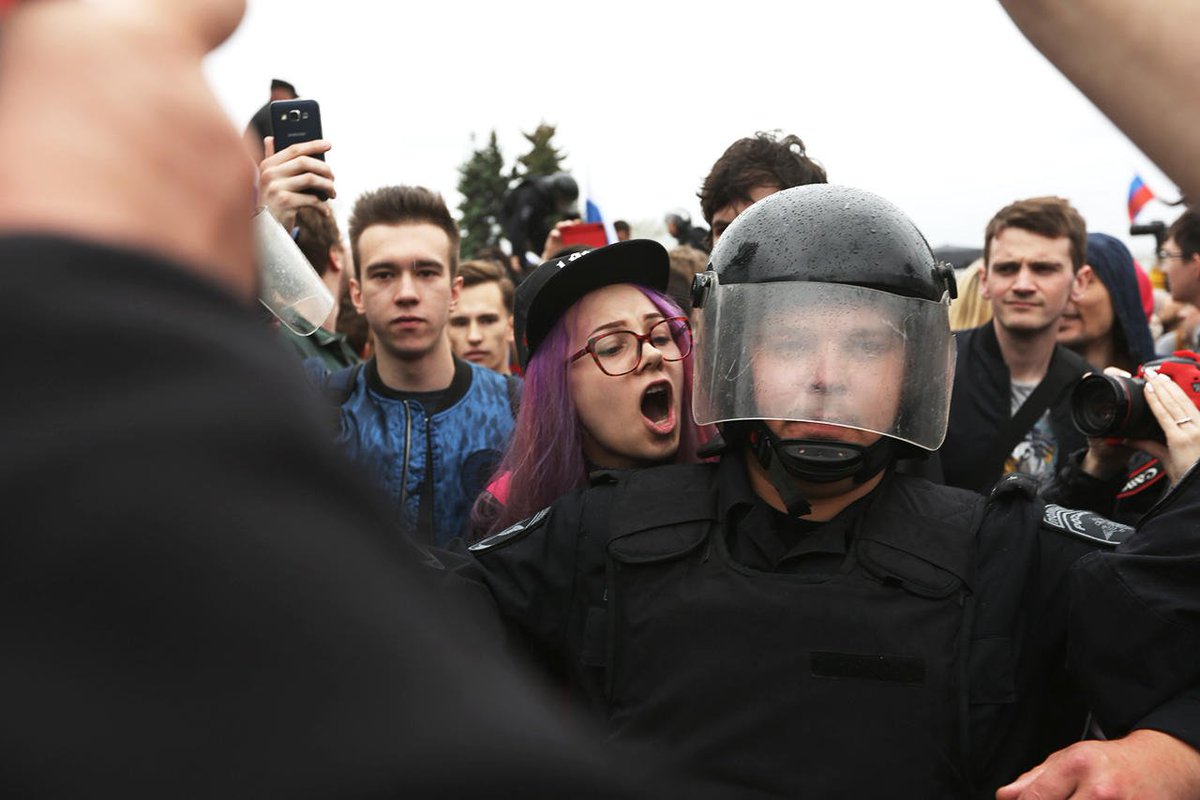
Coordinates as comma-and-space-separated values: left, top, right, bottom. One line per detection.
469, 240, 708, 538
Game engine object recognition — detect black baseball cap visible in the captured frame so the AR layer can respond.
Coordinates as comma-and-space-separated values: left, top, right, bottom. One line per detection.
513, 239, 671, 367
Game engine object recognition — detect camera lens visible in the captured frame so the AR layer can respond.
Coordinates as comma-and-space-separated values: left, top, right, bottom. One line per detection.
1071, 376, 1125, 436
287, 109, 302, 122
1070, 373, 1158, 439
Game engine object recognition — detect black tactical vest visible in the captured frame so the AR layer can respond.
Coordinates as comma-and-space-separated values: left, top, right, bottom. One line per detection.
598, 466, 986, 799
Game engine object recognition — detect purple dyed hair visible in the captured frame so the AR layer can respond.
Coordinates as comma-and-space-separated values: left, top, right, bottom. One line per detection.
478, 286, 706, 535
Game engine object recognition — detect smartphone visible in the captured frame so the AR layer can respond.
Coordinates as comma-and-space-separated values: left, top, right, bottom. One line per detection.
269, 98, 327, 199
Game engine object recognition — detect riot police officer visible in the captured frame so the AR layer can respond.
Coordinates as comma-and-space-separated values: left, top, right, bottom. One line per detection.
455, 185, 1200, 799
664, 208, 710, 252
502, 172, 580, 276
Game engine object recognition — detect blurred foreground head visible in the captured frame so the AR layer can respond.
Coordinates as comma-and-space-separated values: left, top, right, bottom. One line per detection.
0, 0, 254, 293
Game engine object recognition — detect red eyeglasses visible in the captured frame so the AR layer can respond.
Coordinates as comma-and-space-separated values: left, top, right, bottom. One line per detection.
569, 316, 693, 377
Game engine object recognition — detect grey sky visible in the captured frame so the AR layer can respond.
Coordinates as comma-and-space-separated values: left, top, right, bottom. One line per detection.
205, 0, 1181, 257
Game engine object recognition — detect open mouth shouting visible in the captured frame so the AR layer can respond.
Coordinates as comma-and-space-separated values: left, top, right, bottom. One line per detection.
641, 379, 677, 435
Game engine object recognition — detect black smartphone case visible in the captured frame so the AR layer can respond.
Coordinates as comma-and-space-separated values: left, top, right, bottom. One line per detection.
269, 99, 327, 199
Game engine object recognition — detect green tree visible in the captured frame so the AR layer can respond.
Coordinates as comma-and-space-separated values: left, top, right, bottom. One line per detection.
514, 122, 566, 179
456, 130, 508, 260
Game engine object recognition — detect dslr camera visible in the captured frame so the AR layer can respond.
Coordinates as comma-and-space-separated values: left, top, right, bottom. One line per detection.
1071, 351, 1200, 440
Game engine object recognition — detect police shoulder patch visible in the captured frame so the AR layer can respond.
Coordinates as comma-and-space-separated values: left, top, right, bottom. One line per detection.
1041, 503, 1132, 547
468, 507, 551, 553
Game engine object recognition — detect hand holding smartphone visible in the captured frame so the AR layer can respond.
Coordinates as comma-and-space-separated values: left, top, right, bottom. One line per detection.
269, 99, 327, 200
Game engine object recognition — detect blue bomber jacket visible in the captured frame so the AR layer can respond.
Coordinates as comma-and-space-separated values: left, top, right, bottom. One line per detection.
330, 358, 515, 546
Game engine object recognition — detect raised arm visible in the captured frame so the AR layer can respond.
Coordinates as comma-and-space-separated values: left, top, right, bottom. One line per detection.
1000, 0, 1200, 200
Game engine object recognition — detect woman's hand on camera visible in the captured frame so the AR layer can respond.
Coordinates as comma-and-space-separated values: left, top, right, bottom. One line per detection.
1128, 371, 1200, 485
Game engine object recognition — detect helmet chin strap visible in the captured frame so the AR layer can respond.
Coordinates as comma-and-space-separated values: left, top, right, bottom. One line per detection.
745, 422, 898, 519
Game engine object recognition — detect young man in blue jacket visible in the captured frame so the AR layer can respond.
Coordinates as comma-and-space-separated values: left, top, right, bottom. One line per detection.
320, 186, 516, 544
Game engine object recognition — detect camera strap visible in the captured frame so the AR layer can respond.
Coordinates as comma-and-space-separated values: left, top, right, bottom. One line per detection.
959, 346, 1082, 492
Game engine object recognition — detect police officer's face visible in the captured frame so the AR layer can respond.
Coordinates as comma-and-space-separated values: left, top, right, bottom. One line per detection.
754, 306, 906, 445
568, 284, 686, 469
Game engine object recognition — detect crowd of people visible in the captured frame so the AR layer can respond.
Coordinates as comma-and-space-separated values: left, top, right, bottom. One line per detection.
6, 0, 1200, 797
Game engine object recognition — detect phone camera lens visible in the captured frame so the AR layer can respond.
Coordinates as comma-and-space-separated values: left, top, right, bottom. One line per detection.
287, 109, 302, 122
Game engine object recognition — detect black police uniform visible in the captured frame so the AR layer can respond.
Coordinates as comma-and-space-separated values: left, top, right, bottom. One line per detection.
456, 450, 1151, 799
672, 223, 711, 253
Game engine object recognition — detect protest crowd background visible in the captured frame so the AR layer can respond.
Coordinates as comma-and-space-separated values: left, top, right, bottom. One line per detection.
5, 0, 1200, 798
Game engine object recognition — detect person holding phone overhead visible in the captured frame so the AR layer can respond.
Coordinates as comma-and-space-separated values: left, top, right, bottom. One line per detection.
257, 130, 336, 231
268, 98, 329, 201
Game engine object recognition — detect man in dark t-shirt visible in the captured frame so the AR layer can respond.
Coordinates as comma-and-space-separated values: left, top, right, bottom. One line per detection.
939, 196, 1093, 492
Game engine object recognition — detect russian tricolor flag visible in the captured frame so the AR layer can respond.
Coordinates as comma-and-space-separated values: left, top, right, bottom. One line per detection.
581, 171, 617, 244
1128, 175, 1155, 221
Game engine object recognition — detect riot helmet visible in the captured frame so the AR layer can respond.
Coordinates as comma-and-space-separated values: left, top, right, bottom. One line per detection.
542, 172, 579, 211
690, 185, 956, 508
665, 208, 691, 233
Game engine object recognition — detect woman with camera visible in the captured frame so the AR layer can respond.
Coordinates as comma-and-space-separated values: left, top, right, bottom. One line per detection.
1044, 234, 1200, 521
1044, 356, 1200, 523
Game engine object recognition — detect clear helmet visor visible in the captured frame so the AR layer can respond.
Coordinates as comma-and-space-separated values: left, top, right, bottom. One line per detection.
692, 276, 955, 451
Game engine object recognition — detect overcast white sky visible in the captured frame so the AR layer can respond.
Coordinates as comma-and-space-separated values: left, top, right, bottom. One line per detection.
205, 0, 1182, 257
